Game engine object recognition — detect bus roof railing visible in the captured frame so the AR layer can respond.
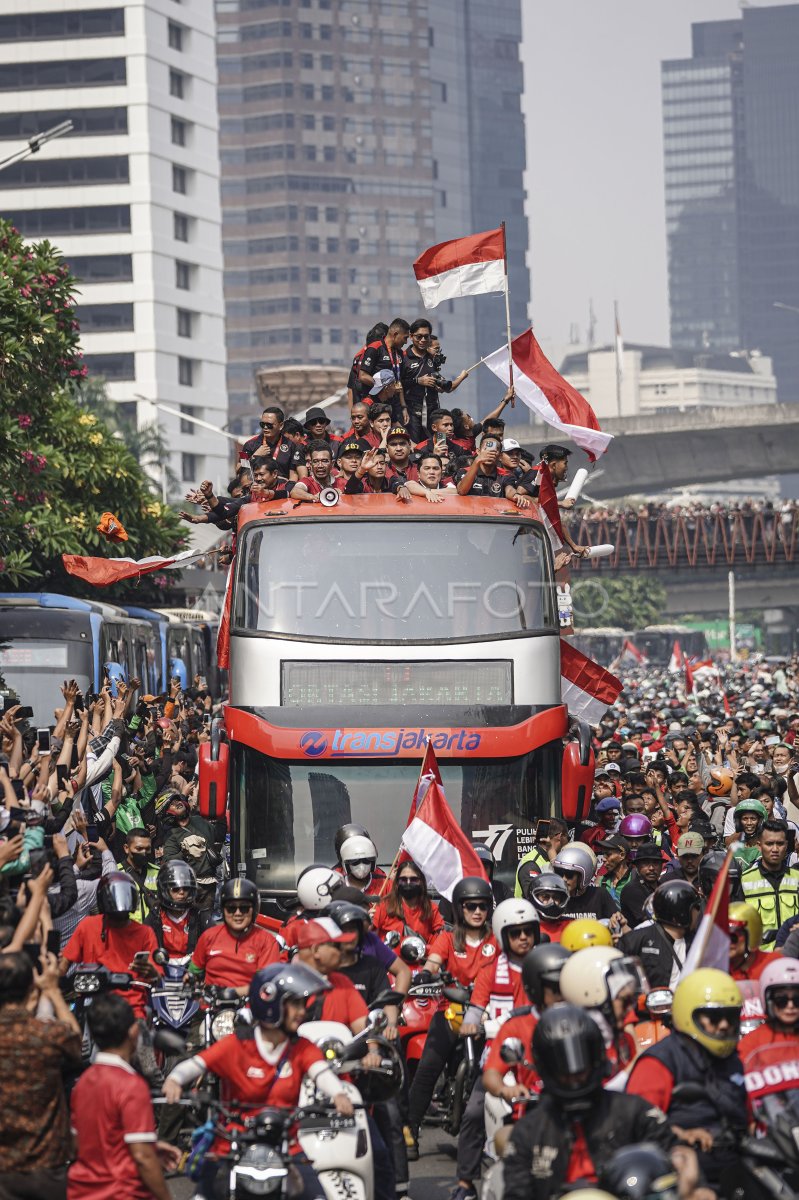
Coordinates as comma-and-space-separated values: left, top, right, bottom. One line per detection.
0, 593, 129, 619
154, 608, 218, 624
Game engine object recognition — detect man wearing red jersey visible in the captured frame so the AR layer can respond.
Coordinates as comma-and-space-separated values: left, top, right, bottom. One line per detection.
187, 878, 280, 995
292, 918, 371, 1031
145, 860, 213, 963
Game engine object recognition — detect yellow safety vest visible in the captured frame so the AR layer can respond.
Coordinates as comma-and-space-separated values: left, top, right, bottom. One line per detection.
741, 863, 799, 949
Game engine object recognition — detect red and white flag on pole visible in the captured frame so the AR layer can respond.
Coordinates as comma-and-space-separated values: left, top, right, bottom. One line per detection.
62, 547, 206, 587
407, 740, 443, 826
680, 846, 733, 979
401, 777, 488, 900
560, 639, 623, 725
536, 462, 564, 550
413, 226, 507, 310
668, 640, 684, 674
684, 658, 695, 696
483, 328, 613, 462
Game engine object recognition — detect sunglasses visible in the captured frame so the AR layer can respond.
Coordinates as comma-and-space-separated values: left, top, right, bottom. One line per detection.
259, 421, 279, 430
224, 903, 253, 914
771, 991, 799, 1009
414, 333, 431, 340
462, 901, 489, 913
507, 925, 536, 939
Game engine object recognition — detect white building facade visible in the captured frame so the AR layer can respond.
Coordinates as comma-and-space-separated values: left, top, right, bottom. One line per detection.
0, 0, 228, 495
559, 344, 777, 421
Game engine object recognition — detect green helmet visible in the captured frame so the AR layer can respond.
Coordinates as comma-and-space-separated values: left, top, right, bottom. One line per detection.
754, 719, 773, 733
734, 798, 767, 837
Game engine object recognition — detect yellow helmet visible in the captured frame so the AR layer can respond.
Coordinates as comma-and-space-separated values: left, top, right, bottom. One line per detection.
728, 902, 763, 956
561, 918, 613, 952
562, 1193, 615, 1200
671, 968, 742, 1058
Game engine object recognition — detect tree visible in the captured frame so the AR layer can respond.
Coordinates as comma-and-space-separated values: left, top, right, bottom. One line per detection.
0, 219, 186, 594
572, 575, 667, 630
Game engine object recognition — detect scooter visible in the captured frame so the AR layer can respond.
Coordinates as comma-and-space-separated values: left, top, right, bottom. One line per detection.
70, 963, 137, 1062
399, 973, 444, 1082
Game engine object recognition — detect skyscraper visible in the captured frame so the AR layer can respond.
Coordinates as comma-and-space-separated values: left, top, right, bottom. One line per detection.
0, 1, 229, 493
663, 4, 799, 401
216, 0, 529, 427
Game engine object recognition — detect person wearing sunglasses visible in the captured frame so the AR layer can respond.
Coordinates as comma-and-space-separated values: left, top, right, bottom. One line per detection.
241, 404, 304, 479
185, 878, 280, 996
405, 876, 497, 1160
739, 956, 799, 1067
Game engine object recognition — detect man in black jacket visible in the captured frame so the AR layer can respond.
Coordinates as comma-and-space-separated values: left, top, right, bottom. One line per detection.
619, 879, 701, 989
620, 841, 664, 928
503, 1005, 673, 1200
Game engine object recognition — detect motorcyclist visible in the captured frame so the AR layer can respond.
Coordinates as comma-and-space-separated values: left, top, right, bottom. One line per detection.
406, 876, 497, 1159
163, 962, 353, 1200
439, 844, 510, 920
619, 879, 702, 989
560, 917, 614, 953
281, 865, 345, 946
329, 899, 402, 1037
371, 859, 444, 950
145, 859, 214, 963
115, 827, 159, 922
59, 871, 161, 1019
186, 878, 281, 996
741, 818, 799, 948
728, 902, 771, 982
739, 955, 799, 1059
620, 842, 665, 928
558, 945, 642, 1078
326, 886, 412, 994
697, 849, 743, 904
519, 870, 572, 942
626, 968, 747, 1191
449, 899, 540, 1200
729, 798, 768, 866
551, 843, 620, 920
502, 1005, 674, 1200
335, 826, 387, 897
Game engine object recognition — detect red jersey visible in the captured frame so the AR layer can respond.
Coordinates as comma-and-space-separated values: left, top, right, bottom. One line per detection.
191, 923, 281, 989
732, 950, 773, 982
740, 1020, 799, 1063
538, 915, 571, 944
159, 911, 190, 960
426, 930, 498, 989
199, 1028, 323, 1109
62, 915, 158, 1019
626, 1055, 675, 1112
68, 1054, 158, 1200
485, 1011, 539, 1093
470, 953, 526, 1025
372, 899, 444, 948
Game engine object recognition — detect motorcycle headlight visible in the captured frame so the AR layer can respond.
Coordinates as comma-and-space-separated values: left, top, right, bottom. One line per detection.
211, 1009, 237, 1041
74, 975, 100, 994
236, 1145, 287, 1195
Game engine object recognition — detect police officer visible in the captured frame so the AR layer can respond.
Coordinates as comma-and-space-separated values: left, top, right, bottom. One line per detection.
740, 818, 799, 949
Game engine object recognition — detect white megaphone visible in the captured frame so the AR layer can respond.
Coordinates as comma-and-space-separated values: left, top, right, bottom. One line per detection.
319, 487, 340, 508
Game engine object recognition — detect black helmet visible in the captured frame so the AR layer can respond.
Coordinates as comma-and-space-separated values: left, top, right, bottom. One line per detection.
698, 850, 743, 901
221, 877, 259, 915
334, 823, 370, 862
532, 1004, 607, 1111
521, 943, 570, 1008
157, 859, 197, 913
471, 843, 495, 879
97, 871, 138, 916
600, 1143, 680, 1199
651, 879, 702, 933
451, 875, 493, 924
249, 962, 330, 1027
325, 900, 371, 946
526, 871, 570, 916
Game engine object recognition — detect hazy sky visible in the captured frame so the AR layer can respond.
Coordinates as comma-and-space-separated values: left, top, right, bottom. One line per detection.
520, 0, 796, 359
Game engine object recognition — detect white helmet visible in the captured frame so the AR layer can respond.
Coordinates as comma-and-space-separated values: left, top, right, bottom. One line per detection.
491, 898, 539, 954
296, 866, 343, 912
339, 834, 377, 882
559, 945, 643, 1011
552, 842, 597, 892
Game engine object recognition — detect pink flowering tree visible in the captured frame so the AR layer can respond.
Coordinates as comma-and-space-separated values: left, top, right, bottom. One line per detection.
0, 219, 184, 591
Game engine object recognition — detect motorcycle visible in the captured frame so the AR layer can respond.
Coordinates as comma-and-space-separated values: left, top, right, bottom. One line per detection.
201, 983, 248, 1049
436, 982, 478, 1137
399, 974, 444, 1081
481, 1038, 539, 1200
70, 963, 137, 1061
150, 953, 201, 1051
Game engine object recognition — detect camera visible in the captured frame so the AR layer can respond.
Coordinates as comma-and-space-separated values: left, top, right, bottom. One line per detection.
431, 350, 447, 390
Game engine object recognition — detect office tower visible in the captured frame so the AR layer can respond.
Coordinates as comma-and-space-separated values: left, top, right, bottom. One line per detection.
216, 0, 529, 426
663, 5, 799, 401
0, 1, 229, 494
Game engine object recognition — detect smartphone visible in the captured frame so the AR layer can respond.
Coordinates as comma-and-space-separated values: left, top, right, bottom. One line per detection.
73, 692, 84, 713
46, 929, 61, 956
14, 707, 33, 721
56, 763, 69, 789
21, 942, 40, 968
199, 677, 208, 691
85, 823, 99, 844
43, 835, 54, 850
535, 818, 552, 841
11, 780, 25, 802
36, 728, 51, 754
203, 713, 212, 725
9, 806, 28, 822
132, 950, 151, 967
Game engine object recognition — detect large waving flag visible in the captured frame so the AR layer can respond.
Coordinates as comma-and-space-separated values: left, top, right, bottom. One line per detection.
62, 547, 206, 586
560, 639, 623, 725
401, 778, 488, 900
413, 226, 506, 309
407, 739, 443, 826
680, 846, 733, 979
668, 640, 684, 673
484, 329, 612, 461
536, 462, 564, 550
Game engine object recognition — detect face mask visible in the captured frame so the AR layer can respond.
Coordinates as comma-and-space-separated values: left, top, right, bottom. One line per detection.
129, 851, 149, 871
348, 861, 372, 881
397, 879, 422, 898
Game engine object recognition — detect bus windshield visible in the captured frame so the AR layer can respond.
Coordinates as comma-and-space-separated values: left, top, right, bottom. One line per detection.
234, 517, 555, 644
232, 741, 560, 895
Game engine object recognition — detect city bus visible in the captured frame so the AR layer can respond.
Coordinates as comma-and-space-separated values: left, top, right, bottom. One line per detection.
0, 593, 158, 724
198, 494, 594, 909
571, 627, 627, 668
125, 606, 221, 696
635, 624, 710, 665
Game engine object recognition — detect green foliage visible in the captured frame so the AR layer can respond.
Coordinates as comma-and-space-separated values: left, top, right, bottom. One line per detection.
572, 575, 667, 630
0, 219, 186, 594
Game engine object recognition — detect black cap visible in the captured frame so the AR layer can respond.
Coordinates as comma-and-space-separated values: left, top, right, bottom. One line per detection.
595, 833, 628, 853
386, 425, 411, 441
304, 407, 331, 427
540, 444, 572, 461
631, 841, 662, 862
337, 440, 365, 457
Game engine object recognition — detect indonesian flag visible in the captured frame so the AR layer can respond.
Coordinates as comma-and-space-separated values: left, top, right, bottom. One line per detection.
536, 462, 564, 550
407, 740, 443, 825
401, 777, 488, 900
621, 638, 646, 664
668, 640, 684, 673
413, 226, 506, 309
723, 692, 732, 717
680, 846, 733, 979
62, 547, 204, 586
684, 658, 695, 696
484, 328, 612, 461
216, 562, 234, 671
560, 639, 623, 725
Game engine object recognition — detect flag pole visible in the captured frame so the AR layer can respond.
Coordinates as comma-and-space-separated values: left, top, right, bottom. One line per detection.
614, 299, 622, 418
501, 221, 514, 407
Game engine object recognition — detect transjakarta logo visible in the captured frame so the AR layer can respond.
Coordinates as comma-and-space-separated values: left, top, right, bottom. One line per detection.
299, 728, 481, 758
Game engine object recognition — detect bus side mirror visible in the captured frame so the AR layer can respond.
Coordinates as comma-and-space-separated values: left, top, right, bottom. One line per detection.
198, 727, 228, 821
561, 734, 595, 825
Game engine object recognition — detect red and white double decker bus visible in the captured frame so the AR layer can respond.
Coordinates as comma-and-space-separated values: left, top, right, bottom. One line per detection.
199, 494, 593, 911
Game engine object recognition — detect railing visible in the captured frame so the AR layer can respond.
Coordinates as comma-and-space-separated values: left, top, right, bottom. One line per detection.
566, 509, 798, 571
